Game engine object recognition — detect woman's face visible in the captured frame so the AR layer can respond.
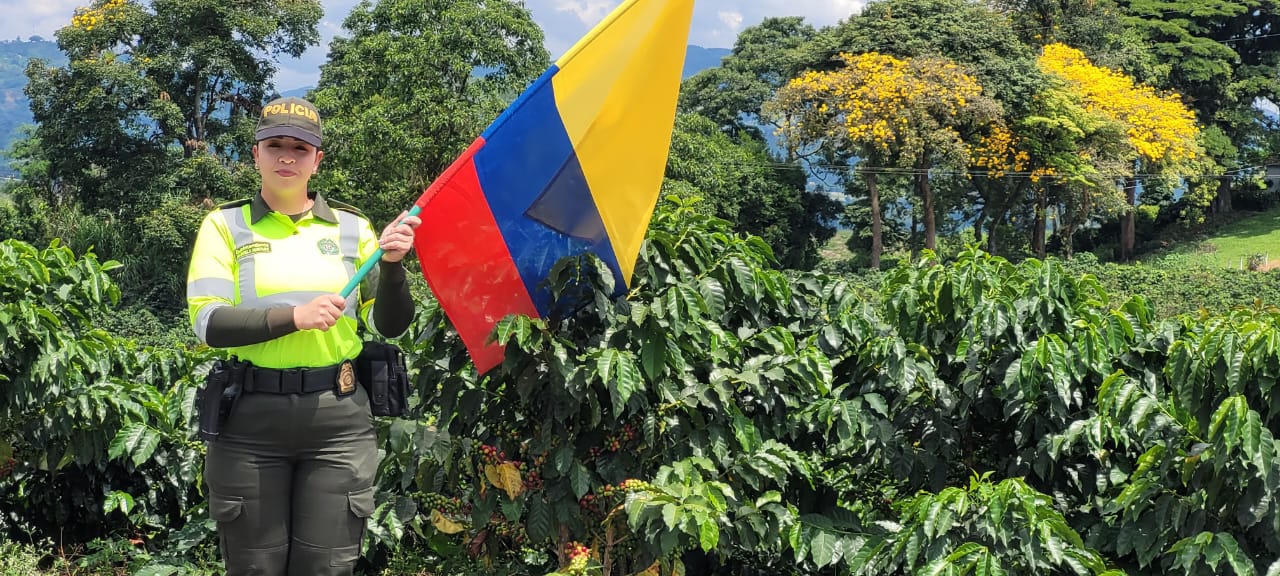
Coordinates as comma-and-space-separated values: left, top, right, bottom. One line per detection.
252, 136, 324, 195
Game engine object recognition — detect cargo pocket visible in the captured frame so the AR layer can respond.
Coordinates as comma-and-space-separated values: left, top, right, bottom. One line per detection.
209, 492, 288, 574
208, 492, 244, 524
330, 486, 376, 567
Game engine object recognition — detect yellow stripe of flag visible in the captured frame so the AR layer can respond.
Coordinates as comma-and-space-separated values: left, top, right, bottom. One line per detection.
551, 0, 696, 285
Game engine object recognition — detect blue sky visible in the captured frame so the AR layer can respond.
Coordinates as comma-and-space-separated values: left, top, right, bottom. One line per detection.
2, 0, 866, 90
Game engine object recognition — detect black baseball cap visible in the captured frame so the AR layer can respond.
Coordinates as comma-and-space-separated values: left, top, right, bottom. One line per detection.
256, 96, 322, 148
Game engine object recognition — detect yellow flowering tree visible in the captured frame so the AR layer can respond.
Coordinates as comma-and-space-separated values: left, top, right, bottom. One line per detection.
767, 52, 998, 265
967, 83, 1131, 259
1037, 43, 1205, 261
967, 123, 1036, 255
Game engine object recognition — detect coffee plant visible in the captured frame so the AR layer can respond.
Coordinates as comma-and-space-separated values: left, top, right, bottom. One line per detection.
0, 238, 219, 572
6, 197, 1280, 575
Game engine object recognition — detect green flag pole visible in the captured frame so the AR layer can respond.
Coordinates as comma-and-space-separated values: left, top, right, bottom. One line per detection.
339, 204, 424, 298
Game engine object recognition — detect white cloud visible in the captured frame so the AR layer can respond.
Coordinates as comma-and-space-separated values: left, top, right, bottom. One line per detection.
0, 0, 81, 40
751, 0, 864, 22
689, 0, 868, 47
554, 0, 621, 25
718, 10, 744, 33
820, 0, 865, 23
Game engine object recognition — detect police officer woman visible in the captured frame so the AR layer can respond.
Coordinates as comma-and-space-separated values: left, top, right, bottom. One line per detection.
186, 96, 420, 575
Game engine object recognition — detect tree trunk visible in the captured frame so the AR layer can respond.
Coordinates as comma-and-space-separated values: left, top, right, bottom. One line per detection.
1212, 178, 1233, 214
917, 158, 936, 251
1119, 176, 1137, 261
188, 71, 206, 159
1062, 183, 1090, 260
867, 172, 883, 269
973, 201, 987, 246
910, 210, 919, 259
967, 186, 988, 245
1032, 188, 1047, 259
987, 207, 1008, 255
1062, 222, 1076, 259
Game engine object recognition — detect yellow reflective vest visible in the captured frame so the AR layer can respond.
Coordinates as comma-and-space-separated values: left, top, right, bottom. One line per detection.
186, 194, 380, 369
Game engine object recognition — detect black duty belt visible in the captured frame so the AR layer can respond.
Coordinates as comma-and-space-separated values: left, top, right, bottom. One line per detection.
243, 360, 356, 395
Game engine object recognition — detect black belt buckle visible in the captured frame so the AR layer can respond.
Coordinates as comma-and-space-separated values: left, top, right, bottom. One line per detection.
335, 360, 357, 397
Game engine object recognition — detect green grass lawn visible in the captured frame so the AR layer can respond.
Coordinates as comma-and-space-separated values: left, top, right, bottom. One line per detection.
1143, 208, 1280, 270
818, 208, 1280, 271
821, 229, 854, 263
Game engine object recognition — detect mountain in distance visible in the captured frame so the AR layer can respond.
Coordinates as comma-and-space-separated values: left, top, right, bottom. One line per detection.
0, 37, 62, 90
279, 86, 312, 98
0, 37, 64, 174
682, 45, 731, 79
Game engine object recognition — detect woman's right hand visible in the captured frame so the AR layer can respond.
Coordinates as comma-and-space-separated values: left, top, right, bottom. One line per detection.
294, 294, 347, 331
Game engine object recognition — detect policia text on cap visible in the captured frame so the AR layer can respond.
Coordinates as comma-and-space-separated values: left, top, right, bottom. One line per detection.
186, 96, 422, 576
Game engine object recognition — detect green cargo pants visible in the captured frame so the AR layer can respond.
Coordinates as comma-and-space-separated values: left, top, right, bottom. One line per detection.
206, 385, 377, 576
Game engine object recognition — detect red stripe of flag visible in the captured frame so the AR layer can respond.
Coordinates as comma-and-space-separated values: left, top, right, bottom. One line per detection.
414, 138, 540, 373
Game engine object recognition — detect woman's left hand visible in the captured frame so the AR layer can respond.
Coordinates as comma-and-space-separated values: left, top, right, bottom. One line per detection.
379, 211, 422, 263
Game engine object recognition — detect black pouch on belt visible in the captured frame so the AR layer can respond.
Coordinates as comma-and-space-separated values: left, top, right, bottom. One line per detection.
197, 358, 245, 441
356, 341, 409, 417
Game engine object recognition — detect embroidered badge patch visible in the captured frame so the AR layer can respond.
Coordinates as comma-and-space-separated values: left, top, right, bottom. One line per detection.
317, 238, 340, 255
235, 242, 272, 260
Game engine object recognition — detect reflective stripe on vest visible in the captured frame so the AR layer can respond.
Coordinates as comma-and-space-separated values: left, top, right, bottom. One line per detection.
337, 210, 362, 316
220, 204, 362, 321
189, 278, 233, 342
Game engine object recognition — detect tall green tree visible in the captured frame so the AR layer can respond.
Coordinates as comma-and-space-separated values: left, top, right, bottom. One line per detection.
993, 0, 1127, 52
678, 17, 820, 143
770, 51, 1001, 256
800, 0, 1038, 258
309, 0, 548, 227
815, 0, 1042, 116
18, 0, 321, 313
1039, 42, 1204, 261
23, 0, 321, 212
664, 113, 839, 269
1117, 0, 1249, 102
1113, 0, 1280, 215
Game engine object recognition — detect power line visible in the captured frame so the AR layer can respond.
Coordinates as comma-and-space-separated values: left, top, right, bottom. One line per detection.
1219, 32, 1280, 44
687, 157, 1265, 181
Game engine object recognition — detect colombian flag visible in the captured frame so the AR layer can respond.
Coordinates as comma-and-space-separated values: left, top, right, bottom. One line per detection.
411, 0, 696, 373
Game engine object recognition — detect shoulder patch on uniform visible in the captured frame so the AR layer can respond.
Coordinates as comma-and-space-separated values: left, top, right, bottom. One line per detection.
216, 198, 253, 210
235, 242, 272, 260
327, 200, 366, 219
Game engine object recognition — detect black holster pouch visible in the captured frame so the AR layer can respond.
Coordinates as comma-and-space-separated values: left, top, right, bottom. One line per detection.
197, 358, 246, 441
357, 341, 409, 417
